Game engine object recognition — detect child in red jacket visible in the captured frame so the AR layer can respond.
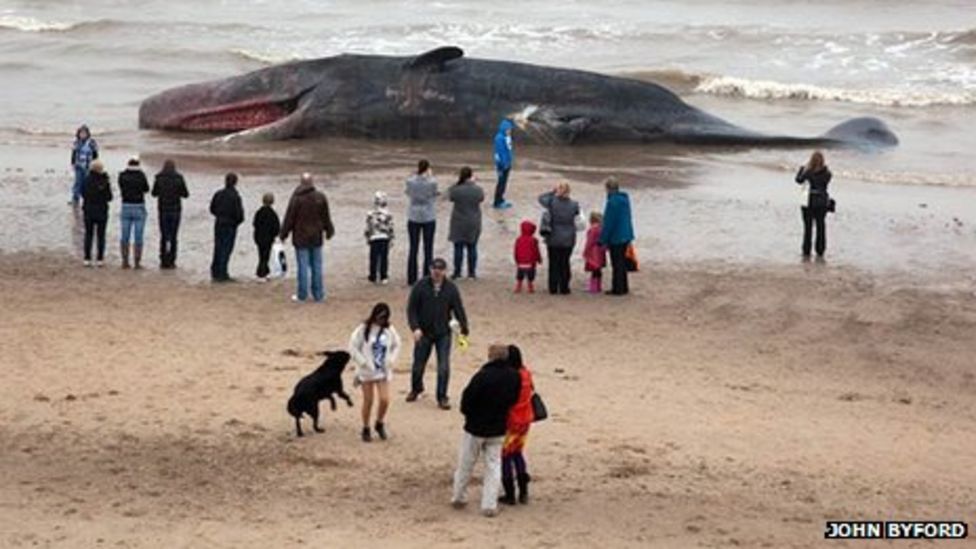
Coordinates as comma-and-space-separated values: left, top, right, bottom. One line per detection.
500, 345, 534, 505
513, 220, 542, 293
582, 211, 607, 293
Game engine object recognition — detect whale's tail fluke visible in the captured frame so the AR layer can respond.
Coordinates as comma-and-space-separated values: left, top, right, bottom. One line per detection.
821, 117, 898, 148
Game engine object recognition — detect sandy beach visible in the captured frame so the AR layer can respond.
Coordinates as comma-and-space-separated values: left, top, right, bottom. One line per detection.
2, 1, 976, 545
2, 163, 975, 547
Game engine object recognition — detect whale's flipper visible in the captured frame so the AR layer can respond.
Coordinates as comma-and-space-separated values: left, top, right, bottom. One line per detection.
822, 117, 898, 147
406, 46, 464, 72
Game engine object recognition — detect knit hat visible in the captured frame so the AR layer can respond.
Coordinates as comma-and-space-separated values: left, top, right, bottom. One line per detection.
373, 191, 388, 208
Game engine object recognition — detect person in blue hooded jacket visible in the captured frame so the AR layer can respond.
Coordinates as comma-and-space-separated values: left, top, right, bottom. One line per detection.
599, 177, 635, 295
492, 119, 514, 209
70, 124, 99, 206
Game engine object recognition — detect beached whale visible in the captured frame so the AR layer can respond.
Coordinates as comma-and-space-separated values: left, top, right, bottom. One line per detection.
139, 46, 898, 147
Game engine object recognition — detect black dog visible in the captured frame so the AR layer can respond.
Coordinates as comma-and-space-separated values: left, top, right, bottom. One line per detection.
286, 351, 353, 437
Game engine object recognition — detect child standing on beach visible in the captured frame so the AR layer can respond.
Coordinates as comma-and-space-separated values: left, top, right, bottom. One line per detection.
365, 191, 394, 284
582, 211, 607, 293
252, 192, 281, 281
513, 220, 542, 293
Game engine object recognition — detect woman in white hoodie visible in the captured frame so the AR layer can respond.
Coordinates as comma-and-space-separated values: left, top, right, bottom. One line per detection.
349, 302, 401, 442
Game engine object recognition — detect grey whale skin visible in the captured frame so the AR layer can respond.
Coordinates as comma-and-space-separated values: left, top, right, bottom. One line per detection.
139, 46, 898, 148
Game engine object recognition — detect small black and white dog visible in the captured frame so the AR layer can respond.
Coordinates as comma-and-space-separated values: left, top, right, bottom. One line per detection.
286, 351, 353, 437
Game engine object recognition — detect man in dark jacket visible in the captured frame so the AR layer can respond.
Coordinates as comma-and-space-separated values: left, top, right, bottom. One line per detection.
151, 159, 189, 269
209, 172, 245, 282
450, 345, 521, 517
406, 257, 469, 409
279, 173, 334, 302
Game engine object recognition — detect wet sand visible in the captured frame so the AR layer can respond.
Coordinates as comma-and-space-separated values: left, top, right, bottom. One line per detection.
2, 155, 976, 546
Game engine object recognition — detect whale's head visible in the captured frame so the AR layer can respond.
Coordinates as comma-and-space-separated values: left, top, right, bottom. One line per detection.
138, 58, 337, 135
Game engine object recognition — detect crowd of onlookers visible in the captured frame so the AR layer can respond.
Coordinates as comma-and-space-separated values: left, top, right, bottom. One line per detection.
69, 120, 835, 518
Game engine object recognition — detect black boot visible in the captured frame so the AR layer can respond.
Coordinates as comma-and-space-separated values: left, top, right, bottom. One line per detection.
516, 473, 531, 504
499, 477, 516, 505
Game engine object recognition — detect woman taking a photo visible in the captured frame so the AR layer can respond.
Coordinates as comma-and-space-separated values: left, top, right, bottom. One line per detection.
349, 302, 401, 442
795, 151, 832, 259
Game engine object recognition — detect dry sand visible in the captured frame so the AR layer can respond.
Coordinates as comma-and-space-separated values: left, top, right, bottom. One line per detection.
2, 228, 975, 548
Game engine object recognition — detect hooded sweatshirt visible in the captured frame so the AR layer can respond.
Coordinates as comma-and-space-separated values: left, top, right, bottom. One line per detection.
513, 220, 542, 268
365, 192, 394, 241
493, 119, 514, 171
280, 182, 334, 248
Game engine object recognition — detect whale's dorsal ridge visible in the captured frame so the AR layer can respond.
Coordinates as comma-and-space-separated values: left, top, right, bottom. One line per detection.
405, 46, 464, 72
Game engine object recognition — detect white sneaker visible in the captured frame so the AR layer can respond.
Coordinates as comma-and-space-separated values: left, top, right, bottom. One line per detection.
95, 260, 104, 268
291, 294, 302, 302
83, 260, 92, 267
380, 279, 389, 285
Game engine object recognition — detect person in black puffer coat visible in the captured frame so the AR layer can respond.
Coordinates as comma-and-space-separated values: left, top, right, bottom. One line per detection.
795, 150, 833, 259
81, 160, 113, 266
450, 344, 521, 517
151, 159, 189, 269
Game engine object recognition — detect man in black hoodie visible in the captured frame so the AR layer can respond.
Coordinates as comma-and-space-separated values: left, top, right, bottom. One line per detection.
450, 344, 521, 517
151, 159, 189, 269
209, 172, 245, 282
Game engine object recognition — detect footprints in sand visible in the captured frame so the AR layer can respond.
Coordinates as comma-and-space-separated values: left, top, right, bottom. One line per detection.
33, 390, 122, 403
838, 390, 915, 406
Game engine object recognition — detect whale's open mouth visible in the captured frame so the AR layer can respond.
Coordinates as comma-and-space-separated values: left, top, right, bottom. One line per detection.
175, 93, 307, 132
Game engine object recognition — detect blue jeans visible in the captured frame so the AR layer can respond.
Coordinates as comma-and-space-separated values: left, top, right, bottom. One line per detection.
295, 246, 324, 301
119, 203, 147, 246
210, 223, 237, 281
452, 241, 478, 278
494, 168, 510, 206
411, 332, 452, 401
72, 165, 87, 203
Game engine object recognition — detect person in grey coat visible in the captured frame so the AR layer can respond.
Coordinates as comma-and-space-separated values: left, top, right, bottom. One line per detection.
448, 166, 485, 279
405, 159, 439, 285
538, 183, 581, 295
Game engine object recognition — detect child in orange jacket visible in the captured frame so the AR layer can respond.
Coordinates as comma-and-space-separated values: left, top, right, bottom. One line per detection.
500, 344, 535, 505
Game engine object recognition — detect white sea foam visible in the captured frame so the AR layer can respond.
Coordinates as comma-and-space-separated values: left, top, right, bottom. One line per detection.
694, 75, 976, 108
0, 15, 76, 33
230, 48, 303, 65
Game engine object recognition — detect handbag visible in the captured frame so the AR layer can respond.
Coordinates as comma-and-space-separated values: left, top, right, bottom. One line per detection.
624, 243, 639, 272
827, 198, 836, 213
530, 392, 548, 422
539, 209, 552, 238
574, 212, 587, 232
